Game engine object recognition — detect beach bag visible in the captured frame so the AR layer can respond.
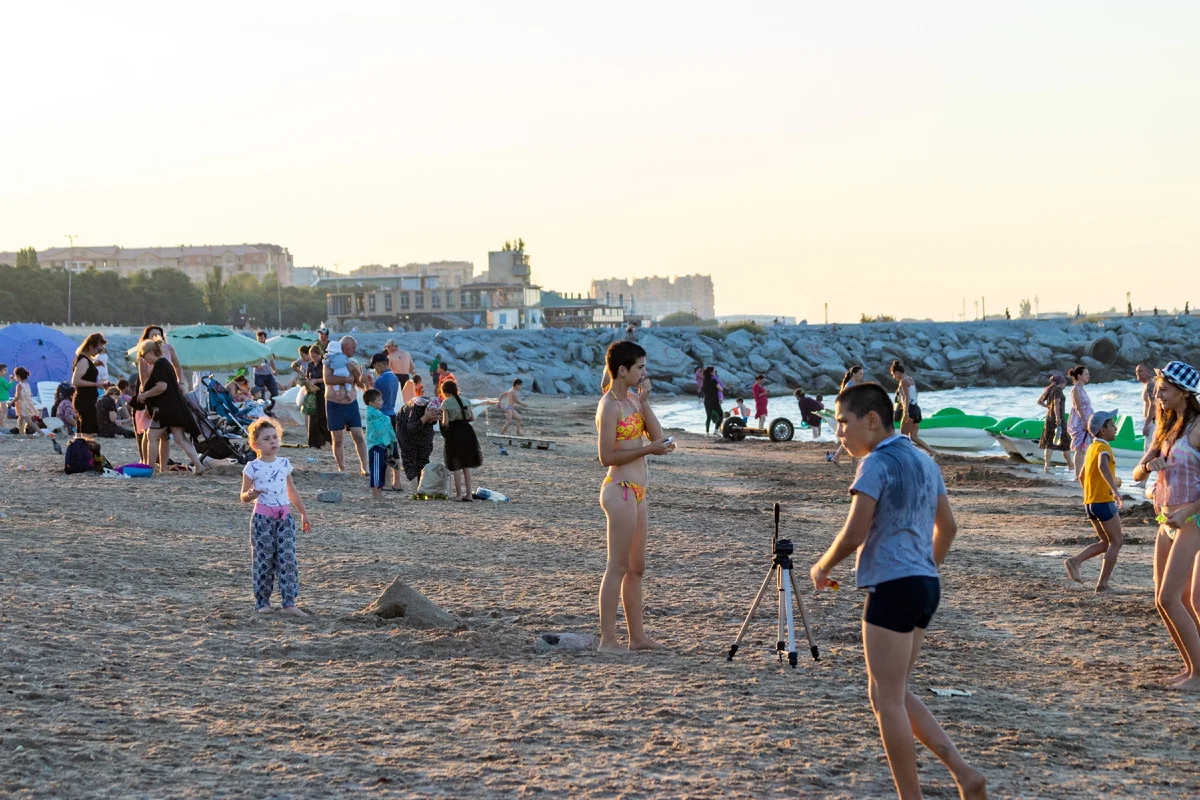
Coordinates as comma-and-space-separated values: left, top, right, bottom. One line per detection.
416, 461, 449, 498
300, 388, 318, 416
63, 438, 96, 474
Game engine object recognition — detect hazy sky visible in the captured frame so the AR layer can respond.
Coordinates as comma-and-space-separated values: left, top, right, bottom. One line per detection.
4, 2, 1197, 322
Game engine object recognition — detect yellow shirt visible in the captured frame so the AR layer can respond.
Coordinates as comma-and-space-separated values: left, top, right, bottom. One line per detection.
1082, 440, 1116, 504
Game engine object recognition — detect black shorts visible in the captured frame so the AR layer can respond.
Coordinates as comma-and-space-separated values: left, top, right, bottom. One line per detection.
863, 576, 941, 634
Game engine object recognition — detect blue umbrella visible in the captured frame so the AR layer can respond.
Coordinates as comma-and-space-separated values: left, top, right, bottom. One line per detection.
0, 323, 80, 386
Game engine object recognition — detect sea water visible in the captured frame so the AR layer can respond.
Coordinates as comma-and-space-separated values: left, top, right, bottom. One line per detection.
654, 380, 1155, 489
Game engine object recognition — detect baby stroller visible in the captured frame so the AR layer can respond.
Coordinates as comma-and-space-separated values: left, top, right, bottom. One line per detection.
184, 389, 253, 464
199, 374, 254, 436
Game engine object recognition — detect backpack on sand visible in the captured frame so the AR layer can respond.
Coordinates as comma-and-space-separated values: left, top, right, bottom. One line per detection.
63, 438, 96, 474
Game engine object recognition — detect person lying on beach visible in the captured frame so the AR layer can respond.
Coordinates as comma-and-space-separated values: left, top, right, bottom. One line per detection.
596, 341, 675, 653
498, 378, 527, 436
811, 382, 987, 800
1065, 410, 1124, 591
240, 417, 310, 617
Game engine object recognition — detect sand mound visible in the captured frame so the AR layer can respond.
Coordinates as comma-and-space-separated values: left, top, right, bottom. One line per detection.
356, 576, 463, 630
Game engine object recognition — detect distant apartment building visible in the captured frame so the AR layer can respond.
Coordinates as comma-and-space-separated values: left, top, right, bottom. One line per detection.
0, 244, 295, 286
590, 274, 715, 321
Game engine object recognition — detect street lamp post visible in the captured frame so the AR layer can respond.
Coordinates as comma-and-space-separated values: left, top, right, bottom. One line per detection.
64, 234, 78, 325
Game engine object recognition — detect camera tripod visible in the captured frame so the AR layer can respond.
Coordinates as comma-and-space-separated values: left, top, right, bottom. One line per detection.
727, 503, 819, 667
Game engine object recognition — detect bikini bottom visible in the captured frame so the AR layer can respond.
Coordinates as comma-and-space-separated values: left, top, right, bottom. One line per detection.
603, 476, 646, 504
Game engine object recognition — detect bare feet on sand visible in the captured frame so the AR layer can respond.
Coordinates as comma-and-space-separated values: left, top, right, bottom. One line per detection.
1166, 675, 1200, 692
1064, 559, 1082, 583
1163, 670, 1191, 686
279, 606, 309, 617
629, 637, 668, 652
957, 767, 988, 800
256, 606, 275, 614
597, 641, 629, 655
1094, 583, 1110, 593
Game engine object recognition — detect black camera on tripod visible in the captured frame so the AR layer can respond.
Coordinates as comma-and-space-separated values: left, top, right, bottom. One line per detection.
773, 537, 794, 558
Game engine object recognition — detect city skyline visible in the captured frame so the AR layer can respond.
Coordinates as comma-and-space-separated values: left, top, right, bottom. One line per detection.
4, 2, 1197, 323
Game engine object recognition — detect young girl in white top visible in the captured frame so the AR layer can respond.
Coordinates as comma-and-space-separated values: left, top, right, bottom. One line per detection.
240, 417, 311, 616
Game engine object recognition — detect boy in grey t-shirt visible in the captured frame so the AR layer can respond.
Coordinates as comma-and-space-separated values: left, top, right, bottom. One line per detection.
811, 383, 986, 800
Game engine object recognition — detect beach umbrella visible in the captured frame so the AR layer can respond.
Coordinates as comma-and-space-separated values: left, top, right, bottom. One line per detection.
265, 331, 318, 360
0, 323, 81, 385
126, 325, 273, 371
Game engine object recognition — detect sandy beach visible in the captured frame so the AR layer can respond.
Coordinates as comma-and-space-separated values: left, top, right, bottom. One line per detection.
2, 395, 1199, 798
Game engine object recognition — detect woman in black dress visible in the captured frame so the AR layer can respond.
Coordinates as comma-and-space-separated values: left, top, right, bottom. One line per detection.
136, 338, 205, 474
701, 366, 723, 435
397, 396, 440, 487
1037, 372, 1072, 472
439, 380, 483, 501
71, 333, 107, 436
304, 345, 330, 448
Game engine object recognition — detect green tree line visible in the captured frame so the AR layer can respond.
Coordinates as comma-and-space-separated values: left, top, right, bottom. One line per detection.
0, 263, 326, 329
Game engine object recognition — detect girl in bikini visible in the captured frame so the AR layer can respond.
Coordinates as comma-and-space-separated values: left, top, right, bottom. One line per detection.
596, 341, 675, 654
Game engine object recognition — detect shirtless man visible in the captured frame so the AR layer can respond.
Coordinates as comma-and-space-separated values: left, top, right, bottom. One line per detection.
385, 339, 416, 392
498, 378, 527, 435
323, 336, 370, 474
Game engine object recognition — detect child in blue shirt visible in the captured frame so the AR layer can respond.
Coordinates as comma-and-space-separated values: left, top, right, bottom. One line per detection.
811, 382, 986, 800
364, 388, 398, 499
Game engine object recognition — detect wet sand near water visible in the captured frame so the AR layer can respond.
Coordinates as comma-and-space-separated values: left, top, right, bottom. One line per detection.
2, 396, 1198, 798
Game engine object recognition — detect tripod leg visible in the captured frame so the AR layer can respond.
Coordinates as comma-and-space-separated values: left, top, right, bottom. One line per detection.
781, 569, 798, 667
776, 566, 786, 660
789, 568, 820, 661
727, 566, 776, 661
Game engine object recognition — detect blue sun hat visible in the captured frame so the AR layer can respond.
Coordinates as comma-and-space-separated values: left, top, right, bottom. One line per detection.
1088, 409, 1119, 435
1157, 361, 1200, 394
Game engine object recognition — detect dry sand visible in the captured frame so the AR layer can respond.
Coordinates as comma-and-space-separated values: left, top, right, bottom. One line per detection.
2, 396, 1199, 798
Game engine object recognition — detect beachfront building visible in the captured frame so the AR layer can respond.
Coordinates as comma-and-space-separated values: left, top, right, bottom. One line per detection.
321, 248, 556, 330
540, 292, 626, 329
589, 274, 715, 322
0, 244, 295, 286
320, 276, 544, 330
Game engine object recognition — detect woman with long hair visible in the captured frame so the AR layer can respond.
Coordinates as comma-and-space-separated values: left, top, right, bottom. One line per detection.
890, 361, 935, 456
701, 366, 723, 435
71, 332, 107, 436
1067, 365, 1093, 482
596, 341, 674, 653
136, 339, 206, 474
306, 345, 329, 449
139, 325, 183, 379
1037, 372, 1073, 472
827, 364, 864, 464
1133, 361, 1200, 690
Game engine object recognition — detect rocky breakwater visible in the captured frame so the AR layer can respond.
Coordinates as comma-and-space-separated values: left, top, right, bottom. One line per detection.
85, 315, 1200, 399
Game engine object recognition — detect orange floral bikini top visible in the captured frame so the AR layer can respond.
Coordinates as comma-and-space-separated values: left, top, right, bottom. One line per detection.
613, 393, 646, 441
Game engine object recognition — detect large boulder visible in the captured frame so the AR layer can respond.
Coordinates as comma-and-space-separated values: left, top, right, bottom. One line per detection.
477, 352, 513, 375
748, 352, 772, 374
944, 347, 985, 376
688, 337, 714, 363
638, 333, 693, 376
723, 328, 756, 355
760, 337, 791, 361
